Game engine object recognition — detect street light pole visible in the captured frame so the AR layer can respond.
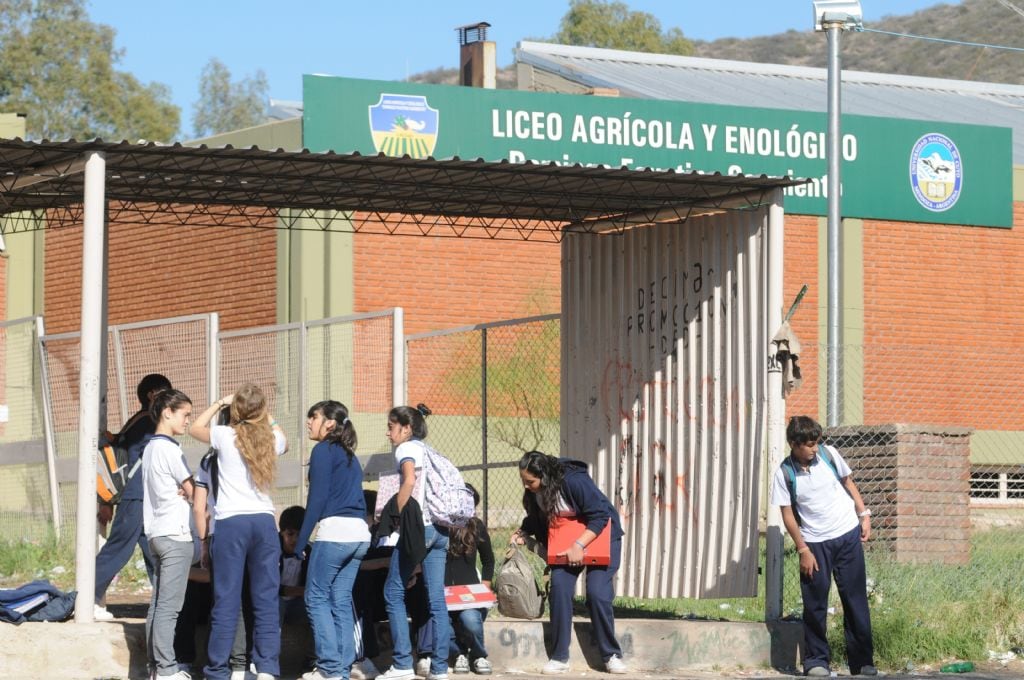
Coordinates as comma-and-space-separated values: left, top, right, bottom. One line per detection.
813, 1, 862, 428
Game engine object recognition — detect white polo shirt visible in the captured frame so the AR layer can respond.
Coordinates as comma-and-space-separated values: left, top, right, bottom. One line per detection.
394, 439, 430, 526
770, 444, 858, 542
209, 424, 287, 520
142, 434, 193, 540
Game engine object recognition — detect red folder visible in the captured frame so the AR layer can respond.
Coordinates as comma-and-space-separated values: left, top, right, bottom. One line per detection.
444, 583, 497, 611
546, 517, 611, 566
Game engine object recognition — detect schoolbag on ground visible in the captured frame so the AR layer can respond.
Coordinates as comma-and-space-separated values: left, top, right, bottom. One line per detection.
495, 544, 545, 619
781, 442, 849, 526
95, 412, 147, 505
418, 440, 475, 529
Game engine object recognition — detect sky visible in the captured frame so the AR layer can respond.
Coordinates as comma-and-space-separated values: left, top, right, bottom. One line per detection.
86, 0, 954, 138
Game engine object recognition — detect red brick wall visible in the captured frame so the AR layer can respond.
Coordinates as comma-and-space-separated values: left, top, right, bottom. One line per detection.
782, 214, 821, 418
352, 231, 561, 336
43, 204, 277, 333
863, 207, 1024, 429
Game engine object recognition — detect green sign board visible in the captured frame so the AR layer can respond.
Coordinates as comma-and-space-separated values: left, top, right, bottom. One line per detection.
304, 75, 1013, 228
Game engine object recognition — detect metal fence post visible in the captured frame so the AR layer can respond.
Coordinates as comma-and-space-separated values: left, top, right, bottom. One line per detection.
36, 316, 61, 540
481, 326, 489, 526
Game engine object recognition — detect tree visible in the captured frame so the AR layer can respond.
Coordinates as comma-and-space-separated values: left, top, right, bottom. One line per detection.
0, 0, 179, 141
554, 0, 694, 56
192, 58, 269, 138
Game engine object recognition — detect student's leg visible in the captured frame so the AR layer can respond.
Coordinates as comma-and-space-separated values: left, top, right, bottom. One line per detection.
149, 537, 194, 677
384, 544, 417, 670
332, 542, 369, 676
95, 499, 145, 602
422, 526, 451, 677
832, 526, 874, 674
547, 565, 580, 663
307, 540, 346, 675
584, 538, 622, 662
204, 518, 249, 680
801, 539, 836, 674
454, 608, 487, 660
173, 576, 201, 671
246, 514, 283, 678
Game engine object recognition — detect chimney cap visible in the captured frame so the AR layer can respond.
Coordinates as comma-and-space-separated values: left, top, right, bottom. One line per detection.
455, 21, 491, 45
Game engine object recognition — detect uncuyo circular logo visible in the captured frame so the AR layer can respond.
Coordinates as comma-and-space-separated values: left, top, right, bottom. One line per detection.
910, 133, 963, 212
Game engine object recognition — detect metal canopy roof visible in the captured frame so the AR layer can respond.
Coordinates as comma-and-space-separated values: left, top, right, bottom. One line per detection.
0, 138, 802, 242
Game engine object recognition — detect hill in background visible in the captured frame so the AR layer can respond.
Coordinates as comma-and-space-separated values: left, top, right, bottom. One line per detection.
412, 0, 1024, 87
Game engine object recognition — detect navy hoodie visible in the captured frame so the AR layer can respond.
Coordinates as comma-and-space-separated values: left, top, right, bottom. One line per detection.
519, 459, 624, 543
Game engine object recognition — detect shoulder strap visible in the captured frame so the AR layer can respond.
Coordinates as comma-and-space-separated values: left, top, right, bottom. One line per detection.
780, 457, 801, 526
817, 443, 842, 482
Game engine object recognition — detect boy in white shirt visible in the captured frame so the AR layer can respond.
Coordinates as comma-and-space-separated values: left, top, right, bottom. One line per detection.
770, 415, 877, 678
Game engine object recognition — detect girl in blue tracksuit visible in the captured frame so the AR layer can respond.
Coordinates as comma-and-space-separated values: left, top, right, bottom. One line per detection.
513, 450, 627, 676
295, 400, 370, 680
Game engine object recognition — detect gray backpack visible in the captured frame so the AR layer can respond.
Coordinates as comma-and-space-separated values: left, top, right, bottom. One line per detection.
495, 544, 545, 619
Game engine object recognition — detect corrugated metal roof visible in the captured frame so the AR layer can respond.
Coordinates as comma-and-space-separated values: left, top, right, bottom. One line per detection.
0, 138, 801, 241
516, 41, 1024, 165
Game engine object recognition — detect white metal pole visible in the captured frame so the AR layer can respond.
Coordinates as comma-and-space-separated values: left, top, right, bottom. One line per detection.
36, 315, 62, 540
825, 22, 844, 428
393, 307, 406, 406
764, 190, 786, 621
74, 151, 106, 623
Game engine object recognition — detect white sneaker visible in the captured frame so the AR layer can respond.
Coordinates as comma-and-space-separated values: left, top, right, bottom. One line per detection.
471, 658, 491, 675
426, 674, 448, 680
300, 670, 340, 680
453, 655, 470, 675
351, 658, 381, 680
255, 673, 276, 680
542, 659, 570, 675
377, 667, 415, 680
415, 658, 432, 678
93, 604, 114, 621
230, 671, 250, 680
605, 655, 628, 674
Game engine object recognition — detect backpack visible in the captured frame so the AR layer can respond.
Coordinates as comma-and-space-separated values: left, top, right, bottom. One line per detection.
781, 442, 849, 526
495, 544, 545, 619
418, 441, 475, 529
95, 412, 147, 505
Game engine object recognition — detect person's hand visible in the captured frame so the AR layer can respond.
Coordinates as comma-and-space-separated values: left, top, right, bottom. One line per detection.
799, 549, 819, 579
511, 530, 526, 545
97, 503, 113, 527
557, 542, 585, 566
860, 515, 872, 542
217, 395, 234, 408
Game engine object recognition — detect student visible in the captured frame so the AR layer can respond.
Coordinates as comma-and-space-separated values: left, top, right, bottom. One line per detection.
770, 415, 877, 678
141, 388, 195, 680
295, 399, 371, 680
445, 483, 493, 675
351, 490, 386, 680
377, 404, 451, 680
188, 403, 254, 680
190, 384, 288, 680
278, 505, 308, 625
94, 373, 172, 621
512, 451, 627, 676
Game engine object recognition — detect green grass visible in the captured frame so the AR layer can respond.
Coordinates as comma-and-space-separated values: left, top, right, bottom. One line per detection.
0, 533, 150, 594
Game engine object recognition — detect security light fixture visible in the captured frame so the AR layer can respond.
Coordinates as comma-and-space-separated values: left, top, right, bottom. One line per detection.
813, 0, 863, 31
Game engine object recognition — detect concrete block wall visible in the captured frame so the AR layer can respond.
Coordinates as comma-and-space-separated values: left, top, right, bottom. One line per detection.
828, 424, 972, 564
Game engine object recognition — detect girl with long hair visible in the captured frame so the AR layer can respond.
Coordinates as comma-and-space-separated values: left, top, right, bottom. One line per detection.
512, 450, 627, 676
141, 388, 194, 680
377, 404, 451, 680
444, 483, 494, 675
190, 383, 287, 680
295, 400, 370, 680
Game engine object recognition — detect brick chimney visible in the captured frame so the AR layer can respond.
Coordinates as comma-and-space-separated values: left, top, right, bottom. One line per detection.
456, 22, 495, 89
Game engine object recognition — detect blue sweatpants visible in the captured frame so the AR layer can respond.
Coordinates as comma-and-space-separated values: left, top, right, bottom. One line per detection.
95, 499, 154, 602
547, 538, 622, 663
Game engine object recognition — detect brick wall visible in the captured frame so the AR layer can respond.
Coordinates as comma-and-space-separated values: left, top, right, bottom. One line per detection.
782, 214, 820, 419
43, 204, 278, 333
352, 231, 561, 336
829, 424, 972, 564
863, 211, 1024, 429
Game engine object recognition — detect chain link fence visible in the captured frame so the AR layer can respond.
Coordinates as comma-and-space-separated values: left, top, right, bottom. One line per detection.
218, 310, 398, 509
406, 314, 560, 531
0, 316, 53, 540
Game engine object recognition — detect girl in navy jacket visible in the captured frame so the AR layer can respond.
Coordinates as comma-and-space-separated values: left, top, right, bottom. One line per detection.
513, 451, 627, 676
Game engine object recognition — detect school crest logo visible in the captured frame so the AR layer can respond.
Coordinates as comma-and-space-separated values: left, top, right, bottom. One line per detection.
368, 94, 439, 159
909, 133, 962, 212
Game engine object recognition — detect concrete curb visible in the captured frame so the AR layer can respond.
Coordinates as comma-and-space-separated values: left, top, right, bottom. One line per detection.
0, 616, 803, 679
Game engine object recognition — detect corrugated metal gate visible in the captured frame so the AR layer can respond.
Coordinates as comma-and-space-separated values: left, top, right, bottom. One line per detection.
562, 209, 768, 599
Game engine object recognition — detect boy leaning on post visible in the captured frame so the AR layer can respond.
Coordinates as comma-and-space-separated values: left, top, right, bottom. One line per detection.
770, 415, 878, 678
